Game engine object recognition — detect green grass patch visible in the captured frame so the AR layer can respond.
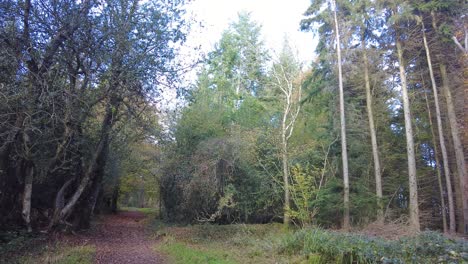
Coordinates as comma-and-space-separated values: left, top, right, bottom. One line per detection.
152, 222, 293, 263
119, 207, 158, 215
157, 240, 236, 264
19, 244, 95, 264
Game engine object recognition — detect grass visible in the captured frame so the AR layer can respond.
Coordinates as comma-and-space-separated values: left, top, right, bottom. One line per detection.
151, 220, 468, 264
119, 207, 158, 215
13, 244, 95, 264
157, 240, 236, 264
152, 222, 294, 263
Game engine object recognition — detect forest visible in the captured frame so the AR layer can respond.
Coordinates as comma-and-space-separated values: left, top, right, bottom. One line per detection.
0, 0, 467, 263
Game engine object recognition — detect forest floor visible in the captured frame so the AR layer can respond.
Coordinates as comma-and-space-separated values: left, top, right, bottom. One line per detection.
72, 210, 165, 264
2, 209, 466, 264
3, 210, 166, 264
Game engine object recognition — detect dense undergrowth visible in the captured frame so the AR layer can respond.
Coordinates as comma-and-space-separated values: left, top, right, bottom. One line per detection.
153, 220, 468, 264
279, 229, 468, 263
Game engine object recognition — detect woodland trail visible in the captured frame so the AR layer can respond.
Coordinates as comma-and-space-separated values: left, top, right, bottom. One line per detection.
68, 211, 164, 264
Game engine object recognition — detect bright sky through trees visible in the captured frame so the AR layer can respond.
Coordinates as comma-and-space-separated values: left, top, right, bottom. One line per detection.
185, 0, 316, 64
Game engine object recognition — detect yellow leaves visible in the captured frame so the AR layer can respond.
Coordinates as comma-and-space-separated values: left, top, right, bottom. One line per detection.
288, 164, 321, 227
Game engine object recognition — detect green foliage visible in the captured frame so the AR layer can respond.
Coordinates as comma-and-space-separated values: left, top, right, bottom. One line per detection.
160, 12, 283, 224
118, 142, 160, 209
279, 229, 468, 263
156, 241, 237, 264
288, 164, 320, 227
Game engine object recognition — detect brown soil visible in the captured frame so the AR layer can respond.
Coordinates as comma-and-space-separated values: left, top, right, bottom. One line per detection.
63, 211, 165, 264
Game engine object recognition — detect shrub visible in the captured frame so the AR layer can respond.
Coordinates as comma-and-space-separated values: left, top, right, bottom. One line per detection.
278, 229, 467, 263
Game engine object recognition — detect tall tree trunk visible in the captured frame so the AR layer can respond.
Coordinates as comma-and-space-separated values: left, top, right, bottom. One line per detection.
21, 165, 33, 232
332, 0, 350, 230
396, 36, 420, 231
281, 130, 290, 226
274, 50, 301, 227
362, 41, 383, 224
423, 79, 448, 233
422, 22, 456, 233
440, 63, 468, 233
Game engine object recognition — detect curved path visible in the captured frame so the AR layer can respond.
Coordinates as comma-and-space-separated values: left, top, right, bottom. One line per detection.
70, 211, 164, 264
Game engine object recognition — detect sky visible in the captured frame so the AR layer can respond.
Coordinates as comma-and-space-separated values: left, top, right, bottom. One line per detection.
183, 0, 317, 65
158, 0, 318, 115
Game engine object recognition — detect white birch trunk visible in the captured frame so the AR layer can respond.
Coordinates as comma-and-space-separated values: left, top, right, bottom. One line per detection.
272, 54, 302, 226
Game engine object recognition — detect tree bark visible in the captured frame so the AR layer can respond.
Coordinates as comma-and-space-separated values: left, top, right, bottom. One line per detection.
423, 79, 448, 233
440, 63, 468, 234
21, 165, 34, 232
396, 36, 420, 231
273, 50, 301, 227
422, 22, 456, 233
281, 132, 290, 226
332, 0, 350, 230
362, 41, 383, 224
50, 96, 118, 228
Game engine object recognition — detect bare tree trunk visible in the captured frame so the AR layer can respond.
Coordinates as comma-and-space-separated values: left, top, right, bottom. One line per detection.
422, 22, 456, 233
281, 130, 290, 226
332, 0, 350, 230
396, 37, 420, 231
362, 41, 383, 224
423, 81, 448, 233
440, 63, 468, 234
22, 165, 33, 232
273, 55, 302, 227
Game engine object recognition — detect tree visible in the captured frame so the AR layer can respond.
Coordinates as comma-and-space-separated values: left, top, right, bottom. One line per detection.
433, 9, 468, 234
208, 12, 269, 107
383, 0, 421, 230
269, 42, 303, 226
301, 0, 352, 230
0, 0, 189, 231
330, 0, 351, 230
419, 16, 455, 233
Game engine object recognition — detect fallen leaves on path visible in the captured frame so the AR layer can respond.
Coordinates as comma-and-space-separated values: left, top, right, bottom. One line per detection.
65, 211, 164, 264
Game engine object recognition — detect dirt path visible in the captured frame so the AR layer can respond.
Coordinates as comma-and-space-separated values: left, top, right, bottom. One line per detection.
69, 211, 164, 264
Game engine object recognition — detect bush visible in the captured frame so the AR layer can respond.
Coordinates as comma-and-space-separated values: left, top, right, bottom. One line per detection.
278, 229, 468, 263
